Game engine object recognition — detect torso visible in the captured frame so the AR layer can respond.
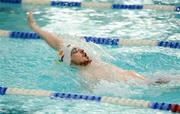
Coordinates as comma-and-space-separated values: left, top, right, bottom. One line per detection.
77, 61, 147, 84
77, 62, 129, 81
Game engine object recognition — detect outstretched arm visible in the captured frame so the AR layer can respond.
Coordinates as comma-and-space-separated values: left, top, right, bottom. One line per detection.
27, 12, 63, 50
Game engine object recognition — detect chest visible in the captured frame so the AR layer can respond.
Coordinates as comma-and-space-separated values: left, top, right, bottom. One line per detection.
79, 62, 124, 82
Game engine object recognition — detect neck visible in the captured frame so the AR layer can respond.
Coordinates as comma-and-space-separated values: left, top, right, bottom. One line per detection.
71, 61, 93, 69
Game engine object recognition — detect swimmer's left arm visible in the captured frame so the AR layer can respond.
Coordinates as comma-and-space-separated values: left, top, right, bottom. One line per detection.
126, 70, 146, 80
27, 11, 64, 50
109, 63, 147, 81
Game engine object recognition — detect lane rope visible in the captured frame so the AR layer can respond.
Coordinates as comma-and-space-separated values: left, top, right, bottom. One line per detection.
0, 29, 179, 49
0, 0, 179, 12
0, 86, 180, 113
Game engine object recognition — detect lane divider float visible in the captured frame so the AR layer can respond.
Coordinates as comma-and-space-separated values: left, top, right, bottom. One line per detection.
0, 86, 180, 113
0, 0, 179, 12
0, 29, 179, 49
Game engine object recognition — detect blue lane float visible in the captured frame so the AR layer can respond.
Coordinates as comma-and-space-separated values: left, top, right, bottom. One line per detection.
10, 31, 41, 39
0, 0, 21, 4
84, 36, 119, 45
149, 102, 171, 111
158, 41, 179, 49
50, 1, 81, 7
112, 4, 143, 10
51, 92, 101, 102
0, 87, 7, 95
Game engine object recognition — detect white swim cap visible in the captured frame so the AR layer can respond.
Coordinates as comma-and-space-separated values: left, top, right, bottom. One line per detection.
59, 44, 74, 66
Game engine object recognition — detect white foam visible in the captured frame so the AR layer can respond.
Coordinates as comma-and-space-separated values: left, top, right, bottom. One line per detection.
91, 80, 146, 97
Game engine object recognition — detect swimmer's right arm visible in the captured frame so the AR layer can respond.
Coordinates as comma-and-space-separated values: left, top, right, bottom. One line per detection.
27, 11, 63, 50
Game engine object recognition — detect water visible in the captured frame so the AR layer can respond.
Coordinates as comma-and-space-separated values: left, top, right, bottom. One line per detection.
0, 0, 180, 114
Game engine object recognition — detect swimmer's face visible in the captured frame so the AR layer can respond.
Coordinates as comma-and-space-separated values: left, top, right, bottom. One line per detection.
71, 47, 92, 66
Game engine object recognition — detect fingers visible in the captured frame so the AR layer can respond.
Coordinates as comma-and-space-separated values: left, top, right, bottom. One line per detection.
27, 11, 32, 18
27, 11, 33, 20
27, 11, 35, 25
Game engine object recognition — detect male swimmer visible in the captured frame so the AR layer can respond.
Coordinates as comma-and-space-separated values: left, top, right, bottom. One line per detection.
27, 12, 175, 85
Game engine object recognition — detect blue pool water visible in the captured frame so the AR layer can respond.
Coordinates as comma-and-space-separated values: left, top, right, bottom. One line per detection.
0, 0, 180, 114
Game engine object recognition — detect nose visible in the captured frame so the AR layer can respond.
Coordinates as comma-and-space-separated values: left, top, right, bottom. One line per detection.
80, 49, 84, 53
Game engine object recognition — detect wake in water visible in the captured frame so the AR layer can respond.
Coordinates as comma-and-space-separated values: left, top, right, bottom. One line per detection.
148, 76, 180, 85
88, 73, 180, 98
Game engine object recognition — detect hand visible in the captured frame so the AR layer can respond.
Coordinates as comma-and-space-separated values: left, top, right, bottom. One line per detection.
27, 11, 36, 28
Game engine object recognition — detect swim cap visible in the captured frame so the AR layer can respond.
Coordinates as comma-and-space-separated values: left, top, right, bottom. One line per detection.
58, 44, 74, 65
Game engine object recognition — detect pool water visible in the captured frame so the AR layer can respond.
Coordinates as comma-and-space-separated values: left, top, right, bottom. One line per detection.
0, 0, 180, 114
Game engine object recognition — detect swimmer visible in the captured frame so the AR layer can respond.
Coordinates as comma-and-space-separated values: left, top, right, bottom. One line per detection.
27, 11, 176, 85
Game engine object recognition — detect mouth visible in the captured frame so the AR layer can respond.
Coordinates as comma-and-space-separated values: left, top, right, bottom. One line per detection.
80, 52, 92, 66
80, 59, 92, 66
